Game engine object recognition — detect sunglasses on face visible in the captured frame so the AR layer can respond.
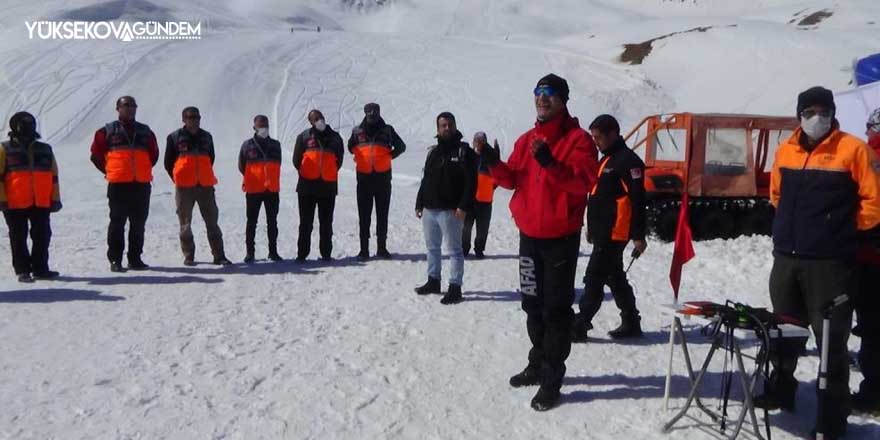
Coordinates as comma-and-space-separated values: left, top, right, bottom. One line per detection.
799, 109, 832, 119
533, 86, 557, 98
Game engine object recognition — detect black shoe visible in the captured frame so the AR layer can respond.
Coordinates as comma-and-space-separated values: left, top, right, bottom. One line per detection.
128, 259, 149, 271
17, 273, 34, 283
753, 392, 796, 412
440, 284, 463, 305
268, 252, 283, 262
183, 257, 196, 266
570, 313, 593, 343
509, 365, 541, 388
414, 277, 441, 295
530, 386, 561, 411
608, 316, 643, 339
474, 251, 485, 260
110, 262, 127, 273
320, 255, 333, 262
213, 257, 232, 266
243, 254, 256, 264
357, 250, 370, 261
294, 256, 307, 263
33, 270, 60, 279
375, 248, 392, 259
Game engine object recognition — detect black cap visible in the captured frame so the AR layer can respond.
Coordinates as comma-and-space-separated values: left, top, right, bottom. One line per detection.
364, 102, 380, 114
797, 86, 835, 117
536, 73, 569, 102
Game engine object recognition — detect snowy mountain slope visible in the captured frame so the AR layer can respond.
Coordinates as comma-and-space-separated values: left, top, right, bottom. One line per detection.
0, 1, 879, 439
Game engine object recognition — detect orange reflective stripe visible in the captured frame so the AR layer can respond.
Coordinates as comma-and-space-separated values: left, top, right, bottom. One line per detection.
106, 149, 152, 183
173, 155, 216, 187
476, 172, 495, 203
243, 161, 280, 193
591, 156, 611, 195
353, 144, 392, 174
5, 170, 53, 209
611, 195, 632, 241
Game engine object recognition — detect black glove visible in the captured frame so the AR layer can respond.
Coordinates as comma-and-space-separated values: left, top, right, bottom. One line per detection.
480, 142, 500, 166
532, 140, 554, 168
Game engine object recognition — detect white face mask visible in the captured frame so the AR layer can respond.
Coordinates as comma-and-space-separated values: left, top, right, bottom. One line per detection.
314, 119, 326, 132
255, 127, 269, 139
801, 115, 832, 141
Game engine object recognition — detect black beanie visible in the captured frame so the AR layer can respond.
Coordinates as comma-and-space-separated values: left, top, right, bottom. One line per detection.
8, 111, 38, 139
796, 86, 835, 117
364, 102, 380, 114
536, 73, 570, 102
436, 111, 456, 127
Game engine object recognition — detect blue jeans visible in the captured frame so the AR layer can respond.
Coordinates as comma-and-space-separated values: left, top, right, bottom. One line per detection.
422, 209, 464, 286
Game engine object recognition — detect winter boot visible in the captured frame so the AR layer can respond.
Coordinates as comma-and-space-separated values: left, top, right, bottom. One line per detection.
509, 365, 541, 388
570, 313, 593, 343
414, 277, 441, 295
440, 284, 463, 305
608, 314, 643, 339
530, 386, 561, 411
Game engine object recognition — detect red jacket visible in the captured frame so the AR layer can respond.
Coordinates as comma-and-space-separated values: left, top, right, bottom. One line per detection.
490, 112, 598, 238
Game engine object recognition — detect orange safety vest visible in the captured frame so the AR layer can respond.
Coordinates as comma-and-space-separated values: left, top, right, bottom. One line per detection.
300, 134, 339, 182
241, 137, 281, 193
1, 140, 56, 209
475, 169, 495, 203
350, 127, 395, 174
104, 121, 154, 183
170, 129, 217, 188
591, 155, 632, 242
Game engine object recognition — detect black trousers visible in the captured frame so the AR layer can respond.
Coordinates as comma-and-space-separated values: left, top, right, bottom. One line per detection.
768, 253, 854, 423
577, 241, 639, 322
297, 193, 335, 259
462, 201, 492, 255
519, 232, 581, 391
246, 192, 280, 255
4, 208, 51, 275
855, 262, 880, 398
107, 183, 151, 264
356, 176, 391, 248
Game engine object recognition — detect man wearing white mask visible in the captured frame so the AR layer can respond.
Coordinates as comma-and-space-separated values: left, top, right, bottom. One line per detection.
756, 86, 880, 439
238, 115, 283, 263
292, 109, 344, 262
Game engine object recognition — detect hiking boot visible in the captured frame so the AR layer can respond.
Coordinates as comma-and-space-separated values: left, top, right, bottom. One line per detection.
213, 257, 232, 266
530, 386, 561, 411
440, 284, 463, 305
608, 315, 643, 339
17, 273, 34, 283
414, 277, 441, 295
33, 270, 60, 279
128, 259, 150, 271
509, 365, 541, 388
110, 262, 127, 273
570, 313, 593, 343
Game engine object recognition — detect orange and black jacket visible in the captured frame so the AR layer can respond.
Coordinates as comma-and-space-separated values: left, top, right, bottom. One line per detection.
292, 126, 344, 197
586, 136, 646, 245
771, 125, 880, 259
474, 146, 498, 204
347, 118, 405, 180
0, 138, 61, 212
164, 128, 217, 188
238, 136, 282, 194
90, 120, 159, 183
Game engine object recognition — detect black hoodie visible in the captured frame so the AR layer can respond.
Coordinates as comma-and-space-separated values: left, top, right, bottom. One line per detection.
415, 130, 477, 212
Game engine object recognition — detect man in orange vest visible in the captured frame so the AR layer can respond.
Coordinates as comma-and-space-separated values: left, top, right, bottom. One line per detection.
238, 114, 283, 263
348, 103, 406, 260
293, 109, 344, 262
164, 107, 231, 266
463, 131, 499, 259
852, 106, 880, 414
90, 96, 159, 273
1, 112, 62, 282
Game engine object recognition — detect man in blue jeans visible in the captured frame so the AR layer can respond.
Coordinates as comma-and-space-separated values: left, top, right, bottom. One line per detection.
414, 112, 477, 304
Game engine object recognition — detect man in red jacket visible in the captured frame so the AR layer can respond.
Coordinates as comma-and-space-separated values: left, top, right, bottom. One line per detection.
480, 73, 598, 411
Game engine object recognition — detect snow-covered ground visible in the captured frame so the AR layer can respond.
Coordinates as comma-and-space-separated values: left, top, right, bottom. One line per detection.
0, 1, 878, 438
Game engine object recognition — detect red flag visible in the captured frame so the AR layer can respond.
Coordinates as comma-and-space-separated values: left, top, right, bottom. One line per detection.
669, 192, 695, 300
